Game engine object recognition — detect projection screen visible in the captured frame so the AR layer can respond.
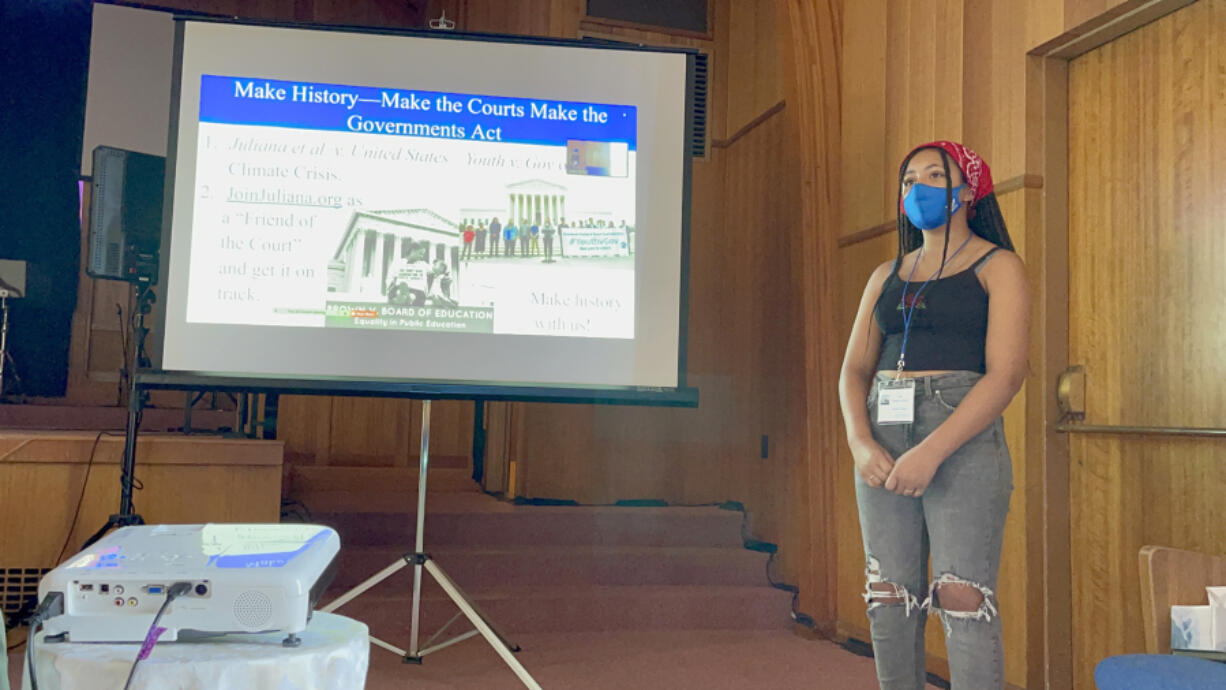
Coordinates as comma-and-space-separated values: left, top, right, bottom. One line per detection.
152, 19, 695, 402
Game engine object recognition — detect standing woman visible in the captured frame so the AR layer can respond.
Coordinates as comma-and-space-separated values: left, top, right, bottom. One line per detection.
838, 142, 1029, 689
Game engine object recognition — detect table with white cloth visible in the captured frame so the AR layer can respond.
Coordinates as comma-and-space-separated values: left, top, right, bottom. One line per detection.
22, 611, 367, 690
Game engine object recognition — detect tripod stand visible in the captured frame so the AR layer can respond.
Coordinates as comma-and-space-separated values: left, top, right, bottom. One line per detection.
82, 284, 154, 548
321, 400, 541, 689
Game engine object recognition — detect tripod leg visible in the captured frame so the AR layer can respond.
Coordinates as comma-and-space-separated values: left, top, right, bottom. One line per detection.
320, 558, 408, 613
426, 562, 519, 652
424, 560, 540, 690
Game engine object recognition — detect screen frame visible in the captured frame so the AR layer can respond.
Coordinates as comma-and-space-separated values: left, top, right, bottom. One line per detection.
150, 16, 696, 406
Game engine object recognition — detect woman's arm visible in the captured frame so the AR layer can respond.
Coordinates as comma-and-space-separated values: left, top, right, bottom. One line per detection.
839, 260, 897, 486
884, 251, 1030, 494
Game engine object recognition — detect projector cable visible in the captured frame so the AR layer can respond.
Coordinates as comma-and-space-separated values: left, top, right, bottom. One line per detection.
25, 591, 65, 690
123, 581, 192, 690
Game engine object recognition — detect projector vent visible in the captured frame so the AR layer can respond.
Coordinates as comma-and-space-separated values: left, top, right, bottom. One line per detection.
233, 590, 273, 629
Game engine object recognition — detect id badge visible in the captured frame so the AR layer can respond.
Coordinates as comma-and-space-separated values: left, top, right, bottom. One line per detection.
876, 378, 916, 425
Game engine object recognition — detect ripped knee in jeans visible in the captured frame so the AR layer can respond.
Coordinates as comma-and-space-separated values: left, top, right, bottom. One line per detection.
924, 573, 999, 631
862, 556, 920, 616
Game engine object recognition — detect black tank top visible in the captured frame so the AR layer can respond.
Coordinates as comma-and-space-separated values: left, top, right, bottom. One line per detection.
873, 247, 1000, 374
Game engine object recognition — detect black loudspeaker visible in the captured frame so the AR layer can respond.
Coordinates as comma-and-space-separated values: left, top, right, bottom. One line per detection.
88, 146, 165, 284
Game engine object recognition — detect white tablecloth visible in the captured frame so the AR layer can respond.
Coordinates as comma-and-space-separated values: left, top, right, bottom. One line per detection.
23, 612, 367, 690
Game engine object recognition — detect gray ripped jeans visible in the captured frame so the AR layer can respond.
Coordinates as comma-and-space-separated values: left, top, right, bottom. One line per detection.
857, 371, 1012, 690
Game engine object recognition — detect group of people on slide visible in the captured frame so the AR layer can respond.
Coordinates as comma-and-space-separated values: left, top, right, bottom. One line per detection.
457, 216, 633, 262
384, 214, 635, 309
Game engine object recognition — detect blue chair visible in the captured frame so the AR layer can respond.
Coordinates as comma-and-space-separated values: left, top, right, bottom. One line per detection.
1095, 654, 1226, 689
1094, 546, 1226, 689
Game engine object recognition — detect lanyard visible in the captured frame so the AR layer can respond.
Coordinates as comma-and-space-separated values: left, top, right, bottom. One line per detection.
896, 234, 973, 378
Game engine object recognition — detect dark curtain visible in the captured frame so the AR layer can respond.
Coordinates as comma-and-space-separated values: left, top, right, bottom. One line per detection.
0, 0, 91, 396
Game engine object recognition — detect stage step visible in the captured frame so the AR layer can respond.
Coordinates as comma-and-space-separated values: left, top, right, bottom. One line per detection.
311, 490, 783, 637
317, 504, 745, 549
331, 545, 768, 589
287, 465, 478, 513
328, 583, 793, 635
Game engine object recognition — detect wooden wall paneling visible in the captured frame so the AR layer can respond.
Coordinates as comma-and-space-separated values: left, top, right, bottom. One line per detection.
840, 0, 887, 236
722, 111, 804, 580
1062, 0, 1137, 31
277, 394, 333, 464
706, 0, 730, 144
306, 0, 425, 26
881, 0, 911, 222
480, 400, 511, 494
1027, 0, 1069, 50
326, 397, 413, 466
900, 0, 936, 148
778, 0, 842, 628
962, 0, 996, 165
0, 432, 282, 567
4, 463, 282, 564
429, 400, 475, 463
548, 0, 584, 38
515, 403, 597, 501
933, 0, 965, 139
995, 188, 1031, 690
989, 0, 1030, 180
962, 0, 1030, 180
724, 0, 782, 135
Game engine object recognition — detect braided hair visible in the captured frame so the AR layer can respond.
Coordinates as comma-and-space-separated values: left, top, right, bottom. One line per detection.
894, 147, 1015, 277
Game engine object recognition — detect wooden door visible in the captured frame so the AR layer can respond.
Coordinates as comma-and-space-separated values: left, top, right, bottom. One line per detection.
1066, 2, 1226, 687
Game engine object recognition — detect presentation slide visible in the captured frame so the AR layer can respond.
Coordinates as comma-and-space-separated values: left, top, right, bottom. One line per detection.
158, 20, 689, 390
190, 75, 638, 340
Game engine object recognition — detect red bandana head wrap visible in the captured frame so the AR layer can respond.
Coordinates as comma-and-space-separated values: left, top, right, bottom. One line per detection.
903, 141, 995, 212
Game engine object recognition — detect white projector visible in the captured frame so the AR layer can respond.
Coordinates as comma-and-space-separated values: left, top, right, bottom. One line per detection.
39, 523, 340, 644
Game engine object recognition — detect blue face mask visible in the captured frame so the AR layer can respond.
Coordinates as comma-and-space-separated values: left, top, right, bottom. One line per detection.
903, 183, 966, 230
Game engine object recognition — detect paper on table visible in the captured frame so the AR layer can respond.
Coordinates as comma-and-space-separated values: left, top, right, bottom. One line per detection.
1172, 605, 1213, 650
1207, 587, 1226, 652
